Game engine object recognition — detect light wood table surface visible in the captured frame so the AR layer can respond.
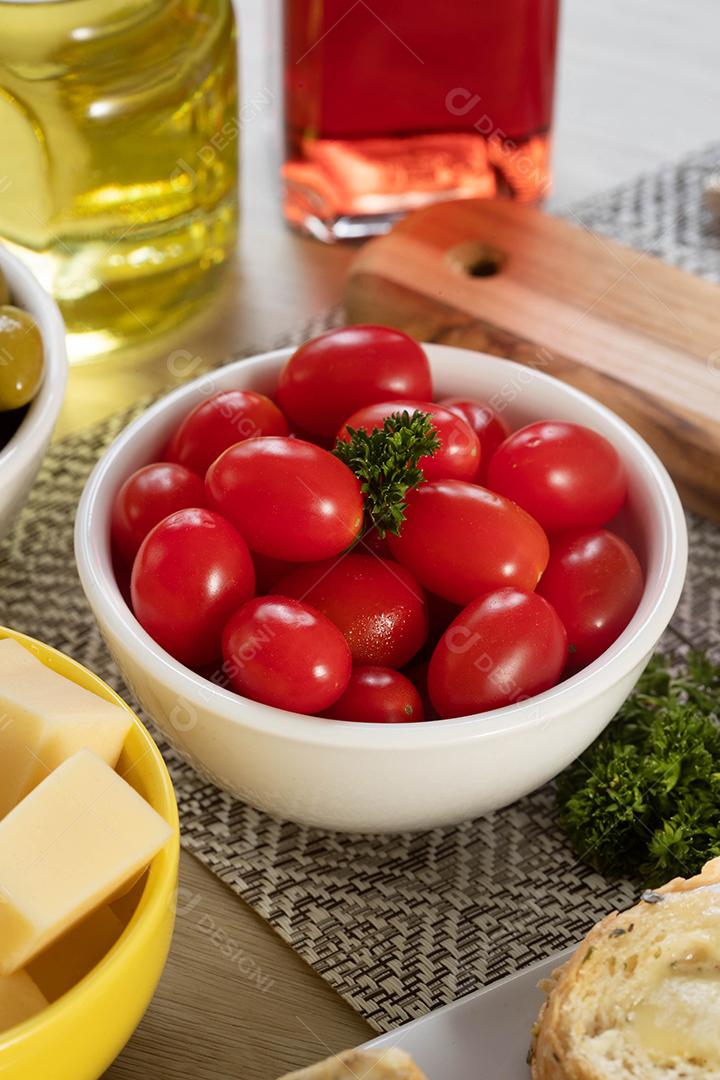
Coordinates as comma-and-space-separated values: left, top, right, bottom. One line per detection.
52, 1, 720, 1076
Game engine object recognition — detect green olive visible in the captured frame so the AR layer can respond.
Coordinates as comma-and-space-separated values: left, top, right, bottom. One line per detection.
0, 305, 44, 411
0, 269, 9, 305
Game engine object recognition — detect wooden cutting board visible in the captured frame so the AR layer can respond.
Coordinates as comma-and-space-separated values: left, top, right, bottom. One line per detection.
344, 199, 720, 520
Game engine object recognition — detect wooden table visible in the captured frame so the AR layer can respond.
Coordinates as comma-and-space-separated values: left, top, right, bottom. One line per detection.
54, 2, 720, 1076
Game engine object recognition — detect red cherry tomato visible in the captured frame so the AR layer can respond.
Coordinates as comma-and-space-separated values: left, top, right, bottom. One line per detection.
487, 421, 627, 533
165, 389, 288, 476
206, 437, 363, 561
277, 325, 432, 439
426, 591, 463, 641
252, 550, 298, 593
428, 588, 568, 718
402, 661, 437, 721
440, 398, 509, 481
275, 554, 428, 668
361, 526, 392, 559
388, 480, 549, 606
326, 666, 424, 723
537, 528, 644, 671
338, 400, 480, 482
111, 462, 206, 564
131, 508, 255, 668
222, 597, 351, 714
112, 556, 132, 609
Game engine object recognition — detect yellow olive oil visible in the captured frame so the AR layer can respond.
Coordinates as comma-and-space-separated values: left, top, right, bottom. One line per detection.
0, 0, 239, 361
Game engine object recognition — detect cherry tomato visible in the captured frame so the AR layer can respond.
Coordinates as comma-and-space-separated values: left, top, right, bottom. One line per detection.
402, 661, 437, 721
325, 666, 424, 723
338, 400, 480, 482
222, 596, 351, 714
111, 462, 206, 565
277, 325, 432, 439
165, 390, 288, 476
426, 591, 463, 640
252, 551, 298, 593
487, 420, 627, 533
388, 480, 549, 606
112, 556, 132, 609
206, 437, 363, 561
361, 526, 392, 559
428, 588, 568, 718
405, 593, 462, 668
275, 554, 428, 668
131, 508, 255, 668
537, 528, 644, 671
440, 398, 509, 481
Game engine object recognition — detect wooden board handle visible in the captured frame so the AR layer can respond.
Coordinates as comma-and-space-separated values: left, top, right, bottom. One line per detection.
345, 199, 720, 520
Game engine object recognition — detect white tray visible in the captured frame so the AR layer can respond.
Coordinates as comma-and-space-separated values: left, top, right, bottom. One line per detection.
364, 948, 575, 1078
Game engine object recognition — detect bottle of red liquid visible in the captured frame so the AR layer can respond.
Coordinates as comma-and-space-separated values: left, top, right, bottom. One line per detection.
283, 0, 560, 241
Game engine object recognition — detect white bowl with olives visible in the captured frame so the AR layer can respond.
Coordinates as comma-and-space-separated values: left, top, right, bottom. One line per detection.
0, 245, 67, 540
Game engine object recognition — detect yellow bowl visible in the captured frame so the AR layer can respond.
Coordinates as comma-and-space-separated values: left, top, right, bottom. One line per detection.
0, 627, 180, 1080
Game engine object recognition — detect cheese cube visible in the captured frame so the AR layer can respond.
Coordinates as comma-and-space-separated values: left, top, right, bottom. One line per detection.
0, 639, 132, 818
0, 750, 172, 975
0, 970, 47, 1032
27, 905, 124, 1001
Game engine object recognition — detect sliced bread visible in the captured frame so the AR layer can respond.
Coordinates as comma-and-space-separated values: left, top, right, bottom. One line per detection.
277, 1048, 428, 1080
531, 857, 720, 1079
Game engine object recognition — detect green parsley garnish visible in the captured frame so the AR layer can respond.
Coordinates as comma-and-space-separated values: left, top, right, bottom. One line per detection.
557, 651, 720, 885
333, 409, 441, 537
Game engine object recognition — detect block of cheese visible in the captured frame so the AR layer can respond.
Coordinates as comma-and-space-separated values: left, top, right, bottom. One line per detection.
0, 970, 47, 1032
27, 905, 124, 1002
0, 639, 133, 819
0, 749, 172, 976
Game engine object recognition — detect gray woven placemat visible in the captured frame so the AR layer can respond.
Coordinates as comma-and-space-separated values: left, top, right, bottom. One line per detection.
1, 144, 720, 1032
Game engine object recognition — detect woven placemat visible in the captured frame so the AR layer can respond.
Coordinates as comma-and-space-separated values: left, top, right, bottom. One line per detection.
1, 144, 720, 1031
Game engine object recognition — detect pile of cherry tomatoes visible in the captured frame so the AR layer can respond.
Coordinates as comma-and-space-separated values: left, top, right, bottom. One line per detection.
111, 326, 643, 723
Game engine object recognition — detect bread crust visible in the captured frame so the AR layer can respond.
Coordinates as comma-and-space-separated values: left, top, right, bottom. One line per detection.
530, 857, 720, 1080
277, 1047, 428, 1080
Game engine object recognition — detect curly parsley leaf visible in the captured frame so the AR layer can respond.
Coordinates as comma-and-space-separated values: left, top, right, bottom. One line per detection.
332, 409, 441, 537
557, 652, 720, 885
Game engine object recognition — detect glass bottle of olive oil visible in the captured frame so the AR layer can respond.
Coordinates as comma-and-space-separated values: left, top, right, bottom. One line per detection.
0, 0, 239, 362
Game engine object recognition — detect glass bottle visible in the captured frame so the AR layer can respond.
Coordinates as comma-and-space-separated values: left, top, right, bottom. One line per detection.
0, 0, 239, 361
283, 0, 559, 241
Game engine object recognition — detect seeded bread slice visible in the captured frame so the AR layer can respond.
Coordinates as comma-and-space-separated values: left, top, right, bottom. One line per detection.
531, 857, 720, 1079
277, 1048, 428, 1080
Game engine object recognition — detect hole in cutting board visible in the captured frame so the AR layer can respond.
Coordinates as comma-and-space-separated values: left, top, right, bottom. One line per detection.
446, 241, 506, 278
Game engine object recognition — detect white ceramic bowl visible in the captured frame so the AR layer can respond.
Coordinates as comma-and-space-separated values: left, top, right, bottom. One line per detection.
0, 245, 68, 539
75, 345, 687, 832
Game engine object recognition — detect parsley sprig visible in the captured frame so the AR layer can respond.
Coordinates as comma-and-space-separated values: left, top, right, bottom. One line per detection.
333, 409, 441, 537
557, 652, 720, 885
